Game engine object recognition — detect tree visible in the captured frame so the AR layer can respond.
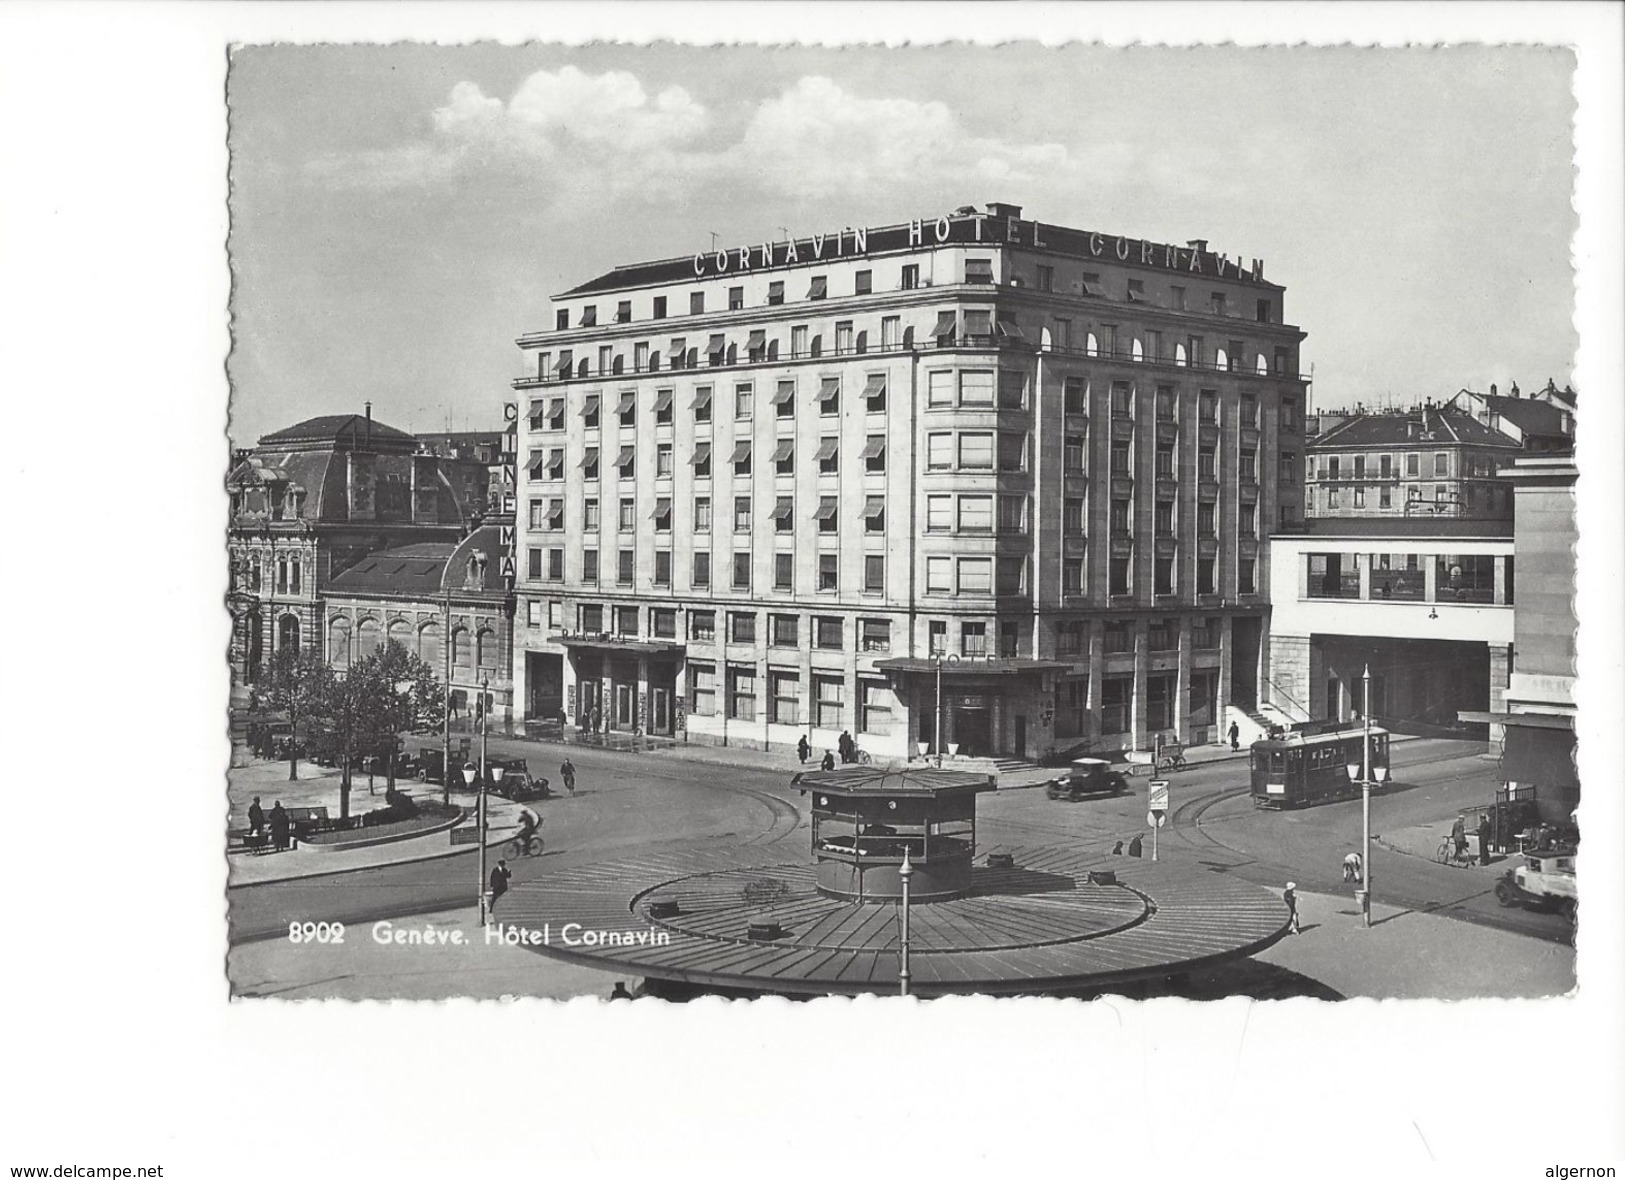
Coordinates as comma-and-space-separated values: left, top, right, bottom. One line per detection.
366, 640, 446, 791
249, 646, 333, 782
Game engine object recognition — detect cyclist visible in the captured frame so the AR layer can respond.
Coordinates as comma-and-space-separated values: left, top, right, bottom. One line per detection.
560, 757, 577, 796
515, 805, 542, 849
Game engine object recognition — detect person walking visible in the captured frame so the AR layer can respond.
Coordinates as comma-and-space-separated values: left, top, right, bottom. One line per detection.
1451, 814, 1468, 861
247, 796, 265, 837
797, 735, 811, 765
1342, 851, 1363, 884
269, 801, 290, 853
560, 757, 576, 796
1110, 840, 1125, 856
1228, 721, 1240, 751
1127, 834, 1143, 858
1284, 882, 1302, 934
488, 859, 512, 916
1477, 814, 1492, 865
821, 750, 836, 772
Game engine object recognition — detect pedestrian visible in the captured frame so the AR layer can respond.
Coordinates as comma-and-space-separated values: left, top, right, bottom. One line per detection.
1284, 882, 1302, 934
1228, 721, 1240, 751
1110, 840, 1124, 856
1127, 834, 1143, 858
1477, 814, 1492, 864
838, 730, 853, 763
560, 757, 576, 795
247, 796, 265, 836
1451, 814, 1468, 860
609, 982, 633, 1000
1342, 851, 1362, 884
488, 859, 512, 915
591, 705, 603, 735
821, 750, 836, 772
269, 801, 290, 853
797, 735, 811, 765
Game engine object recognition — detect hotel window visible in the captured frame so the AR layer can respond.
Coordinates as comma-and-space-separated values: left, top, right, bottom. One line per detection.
1198, 390, 1217, 422
528, 500, 546, 529
598, 345, 612, 374
1109, 557, 1131, 596
1240, 449, 1256, 481
1210, 291, 1227, 316
766, 280, 785, 306
1239, 505, 1257, 538
656, 443, 673, 478
555, 309, 569, 330
959, 432, 995, 470
958, 558, 993, 595
1240, 391, 1257, 425
927, 433, 953, 470
864, 496, 886, 533
965, 258, 994, 285
961, 622, 988, 657
653, 551, 672, 587
556, 349, 574, 378
1064, 435, 1086, 473
926, 557, 952, 594
689, 663, 715, 714
1154, 558, 1175, 596
1154, 386, 1176, 422
652, 497, 672, 532
1354, 487, 1367, 508
616, 549, 634, 585
860, 619, 891, 653
1155, 444, 1174, 479
817, 554, 838, 592
791, 325, 809, 357
1379, 486, 1392, 509
1146, 329, 1163, 362
1435, 484, 1449, 502
964, 309, 992, 339
814, 675, 844, 728
773, 440, 795, 476
880, 316, 900, 350
1110, 381, 1132, 418
689, 291, 704, 316
1198, 557, 1216, 595
1155, 501, 1175, 535
1170, 285, 1186, 310
997, 431, 1026, 472
814, 616, 844, 650
1280, 452, 1298, 483
1187, 336, 1205, 367
958, 495, 994, 534
732, 552, 752, 590
614, 446, 635, 480
527, 548, 543, 579
728, 666, 757, 721
774, 552, 793, 590
773, 379, 795, 419
767, 671, 799, 725
1000, 621, 1019, 658
1000, 494, 1029, 534
818, 377, 840, 416
1058, 621, 1086, 656
928, 370, 954, 407
732, 382, 753, 421
654, 388, 674, 426
863, 434, 886, 473
808, 275, 828, 301
901, 264, 920, 290
1100, 324, 1119, 357
732, 441, 752, 476
581, 497, 600, 531
692, 551, 711, 588
692, 443, 712, 479
544, 449, 565, 479
1238, 558, 1256, 594
1281, 398, 1299, 432
613, 605, 638, 637
727, 286, 744, 311
578, 604, 604, 634
727, 611, 756, 644
580, 393, 601, 429
1103, 622, 1133, 654
928, 620, 947, 656
1434, 452, 1451, 478
771, 614, 798, 648
1111, 441, 1132, 475
1197, 502, 1216, 535
1127, 278, 1145, 303
734, 496, 752, 532
1198, 448, 1216, 479
816, 495, 839, 533
1080, 272, 1103, 297
1110, 499, 1131, 534
1327, 487, 1341, 509
998, 370, 1026, 409
835, 321, 854, 354
960, 369, 995, 407
634, 342, 650, 373
1064, 497, 1085, 533
651, 296, 667, 320
854, 269, 873, 296
996, 555, 1025, 596
1064, 558, 1085, 594
926, 497, 952, 532
545, 398, 566, 431
817, 438, 839, 475
1054, 318, 1072, 349
1064, 376, 1088, 415
582, 548, 599, 584
1273, 346, 1290, 375
1406, 453, 1421, 477
613, 300, 631, 325
1037, 265, 1055, 292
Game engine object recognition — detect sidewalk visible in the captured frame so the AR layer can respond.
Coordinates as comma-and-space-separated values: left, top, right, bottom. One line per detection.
1256, 885, 1575, 999
1376, 819, 1514, 877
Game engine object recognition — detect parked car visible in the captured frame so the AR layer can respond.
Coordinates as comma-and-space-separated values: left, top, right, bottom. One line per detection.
1494, 850, 1577, 918
1045, 758, 1130, 801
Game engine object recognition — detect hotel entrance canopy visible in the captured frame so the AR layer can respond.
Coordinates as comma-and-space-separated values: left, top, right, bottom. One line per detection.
555, 634, 685, 657
874, 657, 1071, 677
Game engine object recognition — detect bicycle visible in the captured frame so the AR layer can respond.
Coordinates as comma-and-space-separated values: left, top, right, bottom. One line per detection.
1435, 838, 1470, 867
505, 833, 545, 858
855, 747, 874, 766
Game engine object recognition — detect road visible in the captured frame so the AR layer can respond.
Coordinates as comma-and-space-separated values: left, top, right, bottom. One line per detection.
229, 736, 1569, 949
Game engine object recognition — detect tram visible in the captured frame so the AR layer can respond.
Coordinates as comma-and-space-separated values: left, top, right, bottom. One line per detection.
1249, 725, 1391, 809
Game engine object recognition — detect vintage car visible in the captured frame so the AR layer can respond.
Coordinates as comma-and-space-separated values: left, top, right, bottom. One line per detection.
485, 757, 552, 801
1494, 850, 1577, 918
1045, 758, 1131, 801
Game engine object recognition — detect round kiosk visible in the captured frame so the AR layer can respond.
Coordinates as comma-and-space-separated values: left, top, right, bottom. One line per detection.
796, 765, 995, 903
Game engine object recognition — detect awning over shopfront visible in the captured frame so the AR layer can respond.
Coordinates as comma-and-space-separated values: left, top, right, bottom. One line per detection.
875, 657, 1071, 677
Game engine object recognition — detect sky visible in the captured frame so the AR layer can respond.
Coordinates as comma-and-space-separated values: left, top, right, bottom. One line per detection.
226, 42, 1578, 445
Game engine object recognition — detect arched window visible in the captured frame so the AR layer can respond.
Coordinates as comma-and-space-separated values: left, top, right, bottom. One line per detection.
418, 620, 442, 669
328, 616, 351, 668
1086, 332, 1099, 358
277, 614, 300, 654
577, 358, 589, 379
387, 619, 411, 654
356, 617, 381, 659
611, 355, 624, 375
767, 340, 780, 361
1131, 337, 1144, 362
855, 330, 868, 354
902, 326, 915, 349
1255, 354, 1268, 376
452, 626, 472, 670
1174, 342, 1188, 367
476, 628, 499, 672
1215, 347, 1229, 371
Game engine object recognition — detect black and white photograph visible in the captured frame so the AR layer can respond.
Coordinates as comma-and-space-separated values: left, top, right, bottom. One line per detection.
5, 3, 1623, 1176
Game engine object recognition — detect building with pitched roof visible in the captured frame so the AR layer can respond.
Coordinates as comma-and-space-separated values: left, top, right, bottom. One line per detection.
510, 201, 1308, 759
1445, 382, 1575, 454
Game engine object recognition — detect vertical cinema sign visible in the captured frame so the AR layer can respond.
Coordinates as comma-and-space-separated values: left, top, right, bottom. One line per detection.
500, 403, 518, 591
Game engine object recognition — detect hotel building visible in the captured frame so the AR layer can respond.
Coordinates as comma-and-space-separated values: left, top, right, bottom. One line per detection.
511, 202, 1307, 761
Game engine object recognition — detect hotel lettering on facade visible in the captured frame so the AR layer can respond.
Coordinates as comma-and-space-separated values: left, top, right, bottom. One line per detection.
512, 203, 1307, 760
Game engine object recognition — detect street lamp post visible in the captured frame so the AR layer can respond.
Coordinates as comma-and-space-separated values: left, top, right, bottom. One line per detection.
1344, 664, 1391, 929
463, 761, 484, 923
897, 847, 914, 997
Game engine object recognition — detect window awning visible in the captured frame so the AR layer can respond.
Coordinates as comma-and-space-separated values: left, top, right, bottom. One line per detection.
555, 355, 574, 375
580, 394, 599, 416
770, 384, 795, 406
997, 320, 1024, 339
1126, 288, 1146, 302
863, 374, 886, 397
690, 388, 712, 411
690, 443, 712, 466
616, 392, 636, 413
730, 442, 753, 463
818, 377, 840, 401
771, 497, 794, 520
667, 341, 687, 359
526, 453, 548, 473
863, 497, 886, 519
860, 437, 886, 459
707, 335, 726, 361
815, 439, 839, 461
578, 447, 599, 469
650, 498, 672, 519
933, 311, 957, 337
771, 440, 795, 462
1079, 280, 1103, 297
808, 276, 827, 298
651, 389, 673, 413
815, 497, 839, 520
614, 446, 636, 468
748, 329, 767, 348
528, 398, 548, 417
